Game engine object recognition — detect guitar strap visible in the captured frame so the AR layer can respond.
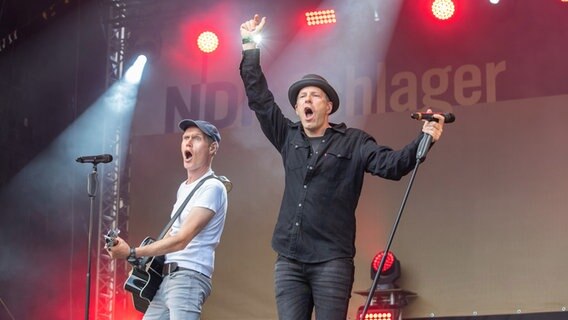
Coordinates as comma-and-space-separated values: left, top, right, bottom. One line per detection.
156, 174, 217, 241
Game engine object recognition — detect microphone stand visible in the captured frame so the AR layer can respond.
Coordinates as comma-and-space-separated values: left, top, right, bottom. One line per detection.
83, 164, 99, 320
359, 133, 432, 320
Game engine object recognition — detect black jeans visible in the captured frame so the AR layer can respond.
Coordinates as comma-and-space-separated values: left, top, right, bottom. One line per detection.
274, 255, 355, 320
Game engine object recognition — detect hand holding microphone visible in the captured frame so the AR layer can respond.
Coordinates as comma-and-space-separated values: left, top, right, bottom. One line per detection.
413, 109, 451, 160
415, 110, 449, 141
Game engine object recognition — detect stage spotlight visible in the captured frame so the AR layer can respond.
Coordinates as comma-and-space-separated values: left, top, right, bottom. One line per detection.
431, 0, 455, 20
305, 9, 337, 26
489, 0, 500, 4
128, 31, 162, 64
197, 31, 219, 53
370, 250, 400, 289
124, 55, 147, 84
357, 306, 399, 320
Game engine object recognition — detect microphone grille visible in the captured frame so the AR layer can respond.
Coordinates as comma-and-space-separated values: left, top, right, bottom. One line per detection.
444, 113, 456, 123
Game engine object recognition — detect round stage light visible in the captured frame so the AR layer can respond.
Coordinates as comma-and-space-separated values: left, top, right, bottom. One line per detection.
371, 250, 396, 274
431, 0, 455, 20
370, 250, 401, 289
197, 31, 219, 53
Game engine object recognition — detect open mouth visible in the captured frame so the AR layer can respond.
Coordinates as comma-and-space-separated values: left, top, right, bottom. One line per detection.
184, 150, 192, 160
304, 107, 314, 118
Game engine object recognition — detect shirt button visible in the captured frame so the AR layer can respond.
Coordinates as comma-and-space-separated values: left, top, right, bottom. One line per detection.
303, 185, 307, 189
315, 151, 318, 154
295, 145, 298, 149
295, 222, 300, 226
322, 140, 326, 143
308, 166, 313, 170
298, 203, 302, 207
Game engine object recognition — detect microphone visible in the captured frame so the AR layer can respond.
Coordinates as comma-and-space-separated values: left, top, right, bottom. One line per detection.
76, 154, 113, 164
411, 112, 455, 123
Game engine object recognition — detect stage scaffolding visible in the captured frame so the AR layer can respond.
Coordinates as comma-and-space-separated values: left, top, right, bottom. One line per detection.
93, 0, 170, 317
93, 1, 131, 319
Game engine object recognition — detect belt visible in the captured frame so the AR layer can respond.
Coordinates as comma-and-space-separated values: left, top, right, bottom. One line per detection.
162, 262, 189, 276
162, 262, 210, 278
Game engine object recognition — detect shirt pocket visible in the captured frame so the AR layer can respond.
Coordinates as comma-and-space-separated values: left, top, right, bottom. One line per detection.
285, 141, 310, 171
321, 148, 353, 181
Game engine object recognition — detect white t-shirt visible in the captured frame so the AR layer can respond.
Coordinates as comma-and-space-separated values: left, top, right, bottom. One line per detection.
165, 170, 228, 278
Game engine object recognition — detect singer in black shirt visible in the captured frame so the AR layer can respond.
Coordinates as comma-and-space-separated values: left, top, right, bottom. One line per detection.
239, 14, 445, 320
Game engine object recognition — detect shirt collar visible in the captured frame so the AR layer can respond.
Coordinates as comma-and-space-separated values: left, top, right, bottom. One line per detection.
289, 121, 347, 135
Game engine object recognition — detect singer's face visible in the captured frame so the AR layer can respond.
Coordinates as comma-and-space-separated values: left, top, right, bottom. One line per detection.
180, 127, 214, 171
295, 86, 332, 137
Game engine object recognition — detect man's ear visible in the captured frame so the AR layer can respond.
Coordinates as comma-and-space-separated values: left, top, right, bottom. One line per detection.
209, 142, 219, 155
326, 101, 333, 115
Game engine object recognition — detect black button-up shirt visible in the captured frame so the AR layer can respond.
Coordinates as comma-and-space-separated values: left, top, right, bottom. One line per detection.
240, 49, 423, 263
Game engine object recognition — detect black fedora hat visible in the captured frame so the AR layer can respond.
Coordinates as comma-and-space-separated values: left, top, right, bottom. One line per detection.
288, 74, 340, 114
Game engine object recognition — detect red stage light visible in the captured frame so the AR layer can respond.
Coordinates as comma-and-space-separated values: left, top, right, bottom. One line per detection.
305, 9, 337, 26
357, 306, 399, 320
372, 251, 395, 273
431, 0, 455, 20
197, 31, 219, 53
370, 251, 401, 289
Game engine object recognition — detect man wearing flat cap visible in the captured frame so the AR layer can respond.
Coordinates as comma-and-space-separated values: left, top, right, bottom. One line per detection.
239, 14, 445, 320
107, 119, 228, 319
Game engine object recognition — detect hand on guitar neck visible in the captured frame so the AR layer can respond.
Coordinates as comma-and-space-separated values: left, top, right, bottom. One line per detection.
104, 228, 120, 249
104, 229, 141, 265
104, 228, 165, 313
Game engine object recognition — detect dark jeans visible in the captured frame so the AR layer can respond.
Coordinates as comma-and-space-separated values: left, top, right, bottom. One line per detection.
274, 255, 355, 320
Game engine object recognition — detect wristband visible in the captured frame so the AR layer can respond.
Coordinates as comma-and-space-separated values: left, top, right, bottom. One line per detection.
242, 37, 254, 44
127, 247, 137, 264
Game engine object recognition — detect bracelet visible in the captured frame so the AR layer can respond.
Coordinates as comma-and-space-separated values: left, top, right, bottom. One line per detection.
127, 247, 137, 263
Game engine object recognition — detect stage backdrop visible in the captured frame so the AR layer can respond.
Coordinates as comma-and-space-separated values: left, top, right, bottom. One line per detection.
125, 0, 568, 318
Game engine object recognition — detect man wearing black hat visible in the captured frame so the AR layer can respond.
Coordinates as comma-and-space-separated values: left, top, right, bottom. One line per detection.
107, 119, 228, 319
239, 14, 444, 320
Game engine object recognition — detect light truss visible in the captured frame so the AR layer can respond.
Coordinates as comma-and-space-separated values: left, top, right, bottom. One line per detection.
94, 1, 131, 319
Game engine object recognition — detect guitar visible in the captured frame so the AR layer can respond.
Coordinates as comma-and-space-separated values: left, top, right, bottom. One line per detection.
104, 229, 165, 313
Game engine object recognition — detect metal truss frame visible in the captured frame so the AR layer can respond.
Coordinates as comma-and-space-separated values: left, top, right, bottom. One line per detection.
93, 1, 132, 319
93, 1, 167, 317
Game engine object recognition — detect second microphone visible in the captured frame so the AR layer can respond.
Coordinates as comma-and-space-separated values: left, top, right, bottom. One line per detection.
410, 112, 455, 123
